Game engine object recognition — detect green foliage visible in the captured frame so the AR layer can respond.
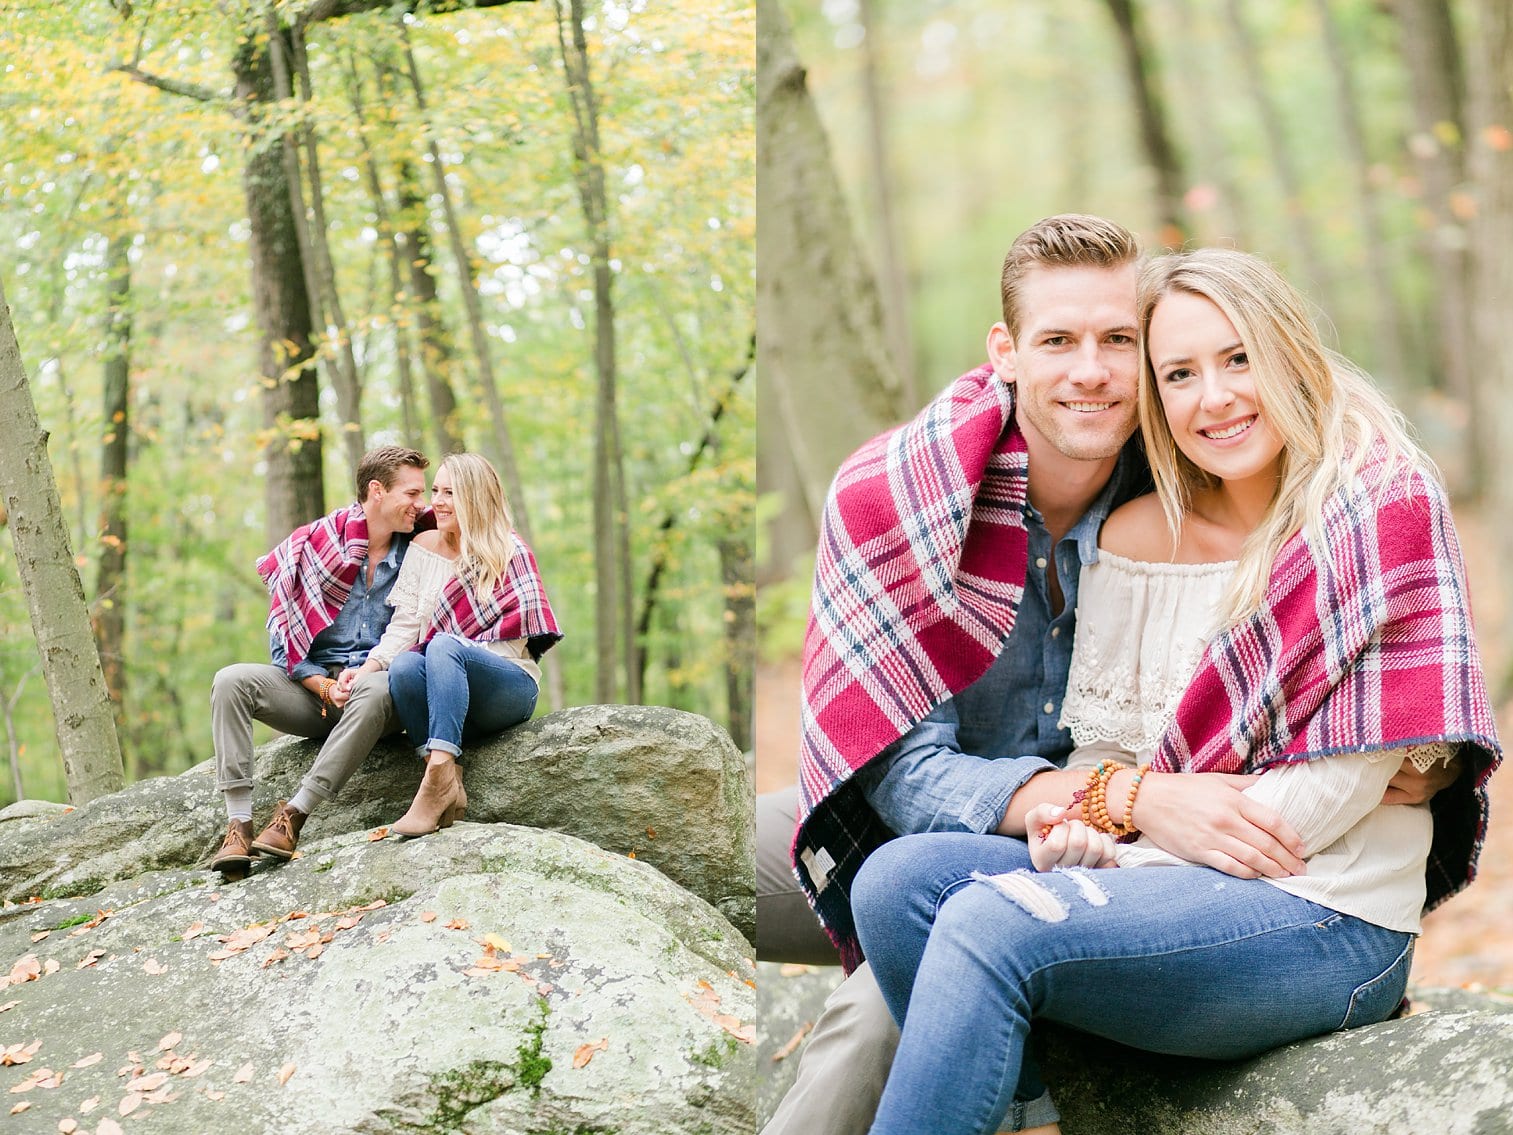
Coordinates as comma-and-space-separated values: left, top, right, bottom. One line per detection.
0, 1, 753, 803
512, 995, 553, 1097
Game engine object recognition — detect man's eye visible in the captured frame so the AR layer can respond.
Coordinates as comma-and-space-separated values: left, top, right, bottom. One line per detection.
1108, 333, 1134, 346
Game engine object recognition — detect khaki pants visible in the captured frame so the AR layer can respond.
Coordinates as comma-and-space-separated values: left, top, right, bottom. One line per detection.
211, 663, 398, 805
758, 786, 899, 1135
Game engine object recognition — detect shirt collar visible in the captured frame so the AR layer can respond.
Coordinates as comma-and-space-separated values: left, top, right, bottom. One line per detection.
1023, 445, 1139, 568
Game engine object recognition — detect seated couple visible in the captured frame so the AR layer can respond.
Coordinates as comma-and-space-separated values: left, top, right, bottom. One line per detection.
759, 216, 1500, 1135
210, 446, 561, 880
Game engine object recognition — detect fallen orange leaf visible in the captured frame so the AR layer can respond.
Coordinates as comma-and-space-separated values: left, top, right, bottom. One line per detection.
262, 948, 291, 968
0, 1002, 16, 1013
8, 1101, 28, 1115
117, 1094, 141, 1117
97, 1119, 123, 1135
445, 918, 469, 931
572, 1037, 609, 1068
132, 1072, 168, 1092
59, 1115, 80, 1131
72, 1053, 103, 1069
79, 1094, 100, 1112
143, 959, 167, 975
232, 1062, 253, 1084
204, 1089, 226, 1101
771, 1021, 813, 1062
368, 827, 389, 841
182, 922, 206, 940
76, 949, 105, 970
419, 911, 438, 923
277, 1063, 296, 1086
157, 1033, 182, 1053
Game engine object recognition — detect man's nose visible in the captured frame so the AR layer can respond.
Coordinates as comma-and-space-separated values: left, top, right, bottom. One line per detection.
1067, 340, 1106, 384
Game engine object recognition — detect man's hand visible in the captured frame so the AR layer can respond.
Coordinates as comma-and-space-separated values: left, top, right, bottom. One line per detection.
1134, 772, 1307, 880
1025, 803, 1117, 871
1381, 752, 1461, 805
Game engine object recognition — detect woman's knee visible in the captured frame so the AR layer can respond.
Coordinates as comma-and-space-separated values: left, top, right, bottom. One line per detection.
389, 653, 425, 696
425, 633, 468, 663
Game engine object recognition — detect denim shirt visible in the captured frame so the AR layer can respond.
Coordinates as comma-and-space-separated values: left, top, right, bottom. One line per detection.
269, 535, 409, 680
856, 460, 1135, 836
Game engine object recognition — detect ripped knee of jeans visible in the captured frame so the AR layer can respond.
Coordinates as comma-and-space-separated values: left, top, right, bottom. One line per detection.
1054, 865, 1111, 907
970, 869, 1070, 922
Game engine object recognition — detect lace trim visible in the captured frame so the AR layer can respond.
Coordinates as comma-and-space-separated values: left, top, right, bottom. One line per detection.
388, 544, 456, 618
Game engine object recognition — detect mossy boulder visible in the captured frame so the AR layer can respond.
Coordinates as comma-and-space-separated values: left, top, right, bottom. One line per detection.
0, 704, 754, 941
1, 824, 755, 1134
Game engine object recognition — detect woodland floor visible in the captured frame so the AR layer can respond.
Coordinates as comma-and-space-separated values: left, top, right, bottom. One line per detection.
755, 509, 1513, 993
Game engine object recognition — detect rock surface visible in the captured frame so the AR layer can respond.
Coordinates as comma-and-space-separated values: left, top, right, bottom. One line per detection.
2, 824, 756, 1134
0, 704, 755, 941
755, 962, 1513, 1134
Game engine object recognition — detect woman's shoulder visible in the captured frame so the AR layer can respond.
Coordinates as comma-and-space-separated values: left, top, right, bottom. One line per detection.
1098, 494, 1179, 562
410, 529, 449, 554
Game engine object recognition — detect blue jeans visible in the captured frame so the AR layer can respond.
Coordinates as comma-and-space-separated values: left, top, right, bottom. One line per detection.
853, 833, 1415, 1135
389, 634, 539, 758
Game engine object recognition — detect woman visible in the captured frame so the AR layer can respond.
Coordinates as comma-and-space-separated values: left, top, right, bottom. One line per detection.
851, 249, 1499, 1135
348, 453, 561, 837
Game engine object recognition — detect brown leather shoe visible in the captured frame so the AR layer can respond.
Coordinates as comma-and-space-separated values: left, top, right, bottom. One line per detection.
251, 802, 307, 861
212, 819, 255, 875
392, 762, 465, 839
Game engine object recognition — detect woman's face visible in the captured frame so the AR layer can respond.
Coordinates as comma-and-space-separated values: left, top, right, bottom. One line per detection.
431, 466, 459, 536
1148, 290, 1284, 491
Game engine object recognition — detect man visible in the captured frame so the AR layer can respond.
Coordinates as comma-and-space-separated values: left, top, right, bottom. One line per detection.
759, 215, 1454, 1135
210, 445, 430, 879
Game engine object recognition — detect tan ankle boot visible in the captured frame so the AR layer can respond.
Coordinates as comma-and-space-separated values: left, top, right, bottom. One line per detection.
392, 762, 463, 838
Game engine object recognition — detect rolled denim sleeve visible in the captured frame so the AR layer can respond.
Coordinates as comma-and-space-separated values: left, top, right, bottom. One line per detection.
855, 698, 1056, 835
269, 634, 326, 683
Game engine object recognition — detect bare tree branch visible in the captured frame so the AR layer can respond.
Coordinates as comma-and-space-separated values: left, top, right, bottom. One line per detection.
111, 63, 225, 104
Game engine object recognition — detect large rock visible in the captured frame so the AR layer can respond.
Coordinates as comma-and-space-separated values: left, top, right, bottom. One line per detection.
755, 963, 1513, 1134
0, 704, 754, 941
1, 824, 756, 1134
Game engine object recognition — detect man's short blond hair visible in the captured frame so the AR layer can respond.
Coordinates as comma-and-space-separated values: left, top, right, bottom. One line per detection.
999, 214, 1140, 337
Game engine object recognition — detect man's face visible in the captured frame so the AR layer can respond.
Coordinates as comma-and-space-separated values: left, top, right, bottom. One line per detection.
988, 263, 1140, 463
366, 465, 427, 532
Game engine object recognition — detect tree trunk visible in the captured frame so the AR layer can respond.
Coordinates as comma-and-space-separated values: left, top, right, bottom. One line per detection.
720, 534, 754, 752
398, 27, 532, 540
1100, 0, 1189, 246
233, 36, 326, 544
1392, 0, 1480, 488
0, 275, 125, 804
557, 0, 629, 704
1467, 0, 1513, 685
755, 0, 906, 583
857, 0, 916, 402
1219, 0, 1333, 303
1162, 0, 1252, 245
92, 226, 131, 754
395, 158, 467, 457
1310, 0, 1413, 387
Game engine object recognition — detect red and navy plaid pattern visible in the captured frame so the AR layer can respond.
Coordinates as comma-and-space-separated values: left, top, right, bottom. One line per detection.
793, 365, 1030, 967
256, 503, 369, 674
1157, 455, 1501, 911
421, 537, 562, 662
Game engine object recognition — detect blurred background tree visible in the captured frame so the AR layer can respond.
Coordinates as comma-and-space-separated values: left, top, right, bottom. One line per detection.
0, 0, 754, 804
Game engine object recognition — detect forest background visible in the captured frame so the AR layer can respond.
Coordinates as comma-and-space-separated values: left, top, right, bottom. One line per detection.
754, 0, 1513, 989
0, 0, 755, 805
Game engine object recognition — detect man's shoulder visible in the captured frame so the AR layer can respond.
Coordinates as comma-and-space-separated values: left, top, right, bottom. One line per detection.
1099, 493, 1177, 560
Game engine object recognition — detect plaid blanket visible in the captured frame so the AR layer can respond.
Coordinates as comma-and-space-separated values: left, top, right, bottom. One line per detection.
1157, 456, 1501, 912
793, 364, 1030, 968
420, 537, 562, 662
257, 503, 370, 674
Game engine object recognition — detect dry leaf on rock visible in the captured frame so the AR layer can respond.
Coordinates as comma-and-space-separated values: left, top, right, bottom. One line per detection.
419, 911, 437, 923
182, 922, 205, 940
367, 828, 388, 841
261, 948, 290, 969
204, 1089, 225, 1101
142, 960, 167, 975
156, 1033, 181, 1053
97, 1118, 124, 1135
29, 931, 49, 943
232, 1062, 253, 1084
277, 1063, 296, 1086
445, 918, 469, 931
43, 959, 61, 977
132, 1072, 168, 1093
9, 1101, 28, 1115
0, 1001, 17, 1014
771, 1022, 813, 1062
72, 1053, 103, 1069
58, 1116, 79, 1132
572, 1038, 609, 1069
116, 1094, 141, 1117
75, 950, 105, 970
78, 1095, 99, 1112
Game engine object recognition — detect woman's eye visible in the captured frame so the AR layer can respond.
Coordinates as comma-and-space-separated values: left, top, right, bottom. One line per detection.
1229, 352, 1248, 368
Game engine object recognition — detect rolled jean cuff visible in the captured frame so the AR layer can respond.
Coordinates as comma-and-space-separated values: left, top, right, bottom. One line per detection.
425, 738, 462, 758
1006, 1089, 1059, 1131
216, 777, 254, 792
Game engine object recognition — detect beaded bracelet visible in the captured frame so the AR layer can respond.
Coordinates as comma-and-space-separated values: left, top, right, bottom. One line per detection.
1118, 764, 1152, 835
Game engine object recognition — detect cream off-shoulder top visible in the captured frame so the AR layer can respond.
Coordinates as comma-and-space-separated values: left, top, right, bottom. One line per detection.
366, 543, 541, 685
1059, 550, 1451, 933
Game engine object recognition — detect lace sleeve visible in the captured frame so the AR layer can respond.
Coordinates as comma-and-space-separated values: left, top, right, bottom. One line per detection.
367, 546, 450, 670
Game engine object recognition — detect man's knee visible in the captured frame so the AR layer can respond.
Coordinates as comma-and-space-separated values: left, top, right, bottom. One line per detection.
211, 662, 270, 708
343, 670, 392, 716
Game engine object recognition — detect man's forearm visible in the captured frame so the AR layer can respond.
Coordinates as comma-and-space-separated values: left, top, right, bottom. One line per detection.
993, 767, 1088, 837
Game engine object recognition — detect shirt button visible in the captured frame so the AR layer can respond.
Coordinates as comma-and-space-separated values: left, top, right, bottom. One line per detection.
1050, 626, 1060, 638
1035, 556, 1048, 569
1044, 701, 1055, 714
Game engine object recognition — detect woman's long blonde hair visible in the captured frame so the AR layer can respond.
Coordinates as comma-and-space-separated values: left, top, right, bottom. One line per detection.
440, 453, 516, 595
1136, 248, 1435, 625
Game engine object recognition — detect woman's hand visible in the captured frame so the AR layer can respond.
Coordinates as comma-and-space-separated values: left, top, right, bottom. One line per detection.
1135, 772, 1307, 879
1026, 803, 1118, 872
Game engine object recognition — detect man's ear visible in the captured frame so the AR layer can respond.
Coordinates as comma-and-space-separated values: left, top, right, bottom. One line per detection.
364, 479, 383, 503
986, 322, 1016, 385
